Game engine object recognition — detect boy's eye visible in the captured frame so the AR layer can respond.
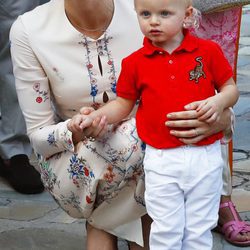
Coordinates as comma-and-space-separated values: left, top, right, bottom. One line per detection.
141, 11, 150, 17
161, 10, 169, 17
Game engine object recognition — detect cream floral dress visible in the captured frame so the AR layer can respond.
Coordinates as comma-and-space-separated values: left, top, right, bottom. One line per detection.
10, 0, 240, 245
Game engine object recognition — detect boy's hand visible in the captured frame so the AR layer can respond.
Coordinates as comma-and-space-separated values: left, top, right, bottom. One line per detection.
196, 95, 224, 124
80, 106, 108, 139
67, 114, 94, 144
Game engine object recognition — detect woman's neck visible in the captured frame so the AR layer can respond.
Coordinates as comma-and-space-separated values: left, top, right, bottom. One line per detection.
65, 0, 114, 38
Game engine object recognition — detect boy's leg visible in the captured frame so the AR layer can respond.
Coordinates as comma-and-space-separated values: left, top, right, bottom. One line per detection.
182, 141, 223, 250
144, 146, 186, 250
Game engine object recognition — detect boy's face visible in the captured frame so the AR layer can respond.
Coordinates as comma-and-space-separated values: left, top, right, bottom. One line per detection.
135, 0, 193, 48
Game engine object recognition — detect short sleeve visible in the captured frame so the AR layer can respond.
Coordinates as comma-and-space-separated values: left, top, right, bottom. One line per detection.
209, 41, 234, 90
116, 57, 140, 100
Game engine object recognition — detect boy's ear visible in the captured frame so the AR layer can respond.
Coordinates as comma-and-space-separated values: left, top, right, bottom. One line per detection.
185, 6, 193, 18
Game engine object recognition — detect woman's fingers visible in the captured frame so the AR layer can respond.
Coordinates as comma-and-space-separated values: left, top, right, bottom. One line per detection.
166, 118, 203, 128
167, 110, 198, 120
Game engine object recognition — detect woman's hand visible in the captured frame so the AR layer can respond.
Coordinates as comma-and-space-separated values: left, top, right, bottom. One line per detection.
165, 101, 232, 144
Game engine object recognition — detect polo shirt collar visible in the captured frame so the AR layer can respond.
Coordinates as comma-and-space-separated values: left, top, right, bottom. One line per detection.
142, 29, 198, 56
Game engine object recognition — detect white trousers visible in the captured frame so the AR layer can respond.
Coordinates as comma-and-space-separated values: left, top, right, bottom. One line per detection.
144, 141, 223, 250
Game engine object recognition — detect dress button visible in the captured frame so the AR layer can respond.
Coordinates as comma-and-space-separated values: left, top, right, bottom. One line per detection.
169, 60, 173, 64
159, 51, 163, 54
170, 75, 175, 80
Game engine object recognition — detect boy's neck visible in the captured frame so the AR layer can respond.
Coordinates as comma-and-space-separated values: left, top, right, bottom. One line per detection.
153, 32, 185, 54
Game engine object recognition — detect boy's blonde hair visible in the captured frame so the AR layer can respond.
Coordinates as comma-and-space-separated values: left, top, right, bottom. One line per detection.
183, 0, 201, 29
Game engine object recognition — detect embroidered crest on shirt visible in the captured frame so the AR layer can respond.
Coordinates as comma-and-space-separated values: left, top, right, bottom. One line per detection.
189, 57, 206, 83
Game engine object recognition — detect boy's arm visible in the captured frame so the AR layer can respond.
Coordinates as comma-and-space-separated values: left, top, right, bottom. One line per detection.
216, 77, 239, 109
197, 77, 239, 123
80, 97, 136, 128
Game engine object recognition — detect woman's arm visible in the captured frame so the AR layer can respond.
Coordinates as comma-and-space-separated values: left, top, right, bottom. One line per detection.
165, 100, 233, 144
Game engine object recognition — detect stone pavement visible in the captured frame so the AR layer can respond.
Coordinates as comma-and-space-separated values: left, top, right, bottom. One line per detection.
0, 6, 250, 250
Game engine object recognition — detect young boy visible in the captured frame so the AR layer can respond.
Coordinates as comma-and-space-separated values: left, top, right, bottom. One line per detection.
68, 0, 239, 249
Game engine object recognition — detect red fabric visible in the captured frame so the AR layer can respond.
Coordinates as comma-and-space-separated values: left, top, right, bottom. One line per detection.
116, 31, 233, 149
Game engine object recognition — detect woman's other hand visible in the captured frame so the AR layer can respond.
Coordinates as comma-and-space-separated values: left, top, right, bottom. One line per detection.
165, 101, 232, 144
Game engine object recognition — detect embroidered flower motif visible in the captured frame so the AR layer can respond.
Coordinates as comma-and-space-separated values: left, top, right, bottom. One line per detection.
79, 32, 117, 103
68, 155, 85, 178
131, 143, 138, 151
87, 64, 93, 69
33, 83, 40, 91
60, 130, 74, 151
86, 195, 93, 204
47, 131, 57, 146
103, 164, 116, 183
84, 167, 89, 177
39, 160, 59, 192
33, 83, 49, 103
36, 97, 43, 103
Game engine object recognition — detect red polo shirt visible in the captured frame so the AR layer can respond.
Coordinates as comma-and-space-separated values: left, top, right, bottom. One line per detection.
116, 31, 233, 149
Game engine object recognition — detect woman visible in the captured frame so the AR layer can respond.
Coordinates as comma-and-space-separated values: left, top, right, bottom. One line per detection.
9, 0, 249, 249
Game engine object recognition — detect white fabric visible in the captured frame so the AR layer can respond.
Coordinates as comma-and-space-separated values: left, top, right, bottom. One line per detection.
144, 141, 223, 250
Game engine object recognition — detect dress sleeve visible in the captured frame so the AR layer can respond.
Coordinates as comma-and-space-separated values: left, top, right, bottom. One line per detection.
10, 17, 74, 158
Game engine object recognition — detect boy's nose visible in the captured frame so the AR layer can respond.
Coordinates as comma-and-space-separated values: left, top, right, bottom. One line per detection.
150, 15, 160, 26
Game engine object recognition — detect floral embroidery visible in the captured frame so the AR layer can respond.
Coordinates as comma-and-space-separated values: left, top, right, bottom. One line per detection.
47, 131, 57, 146
79, 32, 117, 104
68, 154, 95, 187
39, 160, 60, 192
86, 195, 93, 204
39, 118, 146, 218
103, 164, 116, 183
33, 82, 49, 103
59, 192, 82, 212
68, 154, 85, 178
60, 130, 74, 151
